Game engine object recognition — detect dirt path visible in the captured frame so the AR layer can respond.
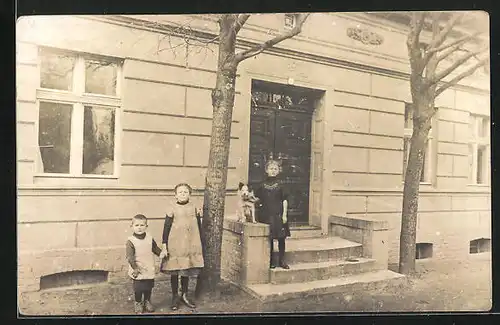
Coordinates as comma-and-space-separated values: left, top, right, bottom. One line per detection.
19, 254, 491, 315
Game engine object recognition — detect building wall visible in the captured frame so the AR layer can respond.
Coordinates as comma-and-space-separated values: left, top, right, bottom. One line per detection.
16, 14, 490, 291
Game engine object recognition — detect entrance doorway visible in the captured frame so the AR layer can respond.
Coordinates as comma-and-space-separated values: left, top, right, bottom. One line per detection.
248, 80, 321, 226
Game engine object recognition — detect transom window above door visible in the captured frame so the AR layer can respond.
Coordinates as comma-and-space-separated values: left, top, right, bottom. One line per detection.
36, 48, 123, 177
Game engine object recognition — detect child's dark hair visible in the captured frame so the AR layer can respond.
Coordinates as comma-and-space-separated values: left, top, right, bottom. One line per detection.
174, 183, 193, 194
132, 214, 148, 224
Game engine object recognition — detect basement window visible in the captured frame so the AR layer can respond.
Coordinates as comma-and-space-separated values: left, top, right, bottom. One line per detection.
40, 270, 109, 290
415, 243, 433, 259
284, 14, 296, 29
470, 238, 491, 254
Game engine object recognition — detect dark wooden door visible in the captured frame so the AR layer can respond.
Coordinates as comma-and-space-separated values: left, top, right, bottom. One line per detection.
248, 96, 313, 225
274, 110, 312, 225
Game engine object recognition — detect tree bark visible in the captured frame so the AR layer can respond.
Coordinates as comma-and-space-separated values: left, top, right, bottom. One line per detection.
199, 16, 238, 294
399, 113, 430, 274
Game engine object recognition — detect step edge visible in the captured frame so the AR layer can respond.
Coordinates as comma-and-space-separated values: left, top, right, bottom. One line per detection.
281, 243, 363, 253
248, 270, 405, 300
249, 270, 404, 292
270, 258, 376, 273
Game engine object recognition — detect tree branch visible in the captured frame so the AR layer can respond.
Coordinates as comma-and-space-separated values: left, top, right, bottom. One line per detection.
407, 13, 427, 75
427, 12, 464, 50
430, 31, 482, 55
435, 58, 489, 97
428, 46, 488, 85
234, 13, 310, 63
407, 12, 427, 49
234, 14, 250, 34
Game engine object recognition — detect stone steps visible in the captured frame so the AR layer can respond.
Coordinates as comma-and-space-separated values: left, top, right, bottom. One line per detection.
246, 270, 405, 302
272, 236, 363, 264
289, 226, 324, 239
270, 257, 379, 284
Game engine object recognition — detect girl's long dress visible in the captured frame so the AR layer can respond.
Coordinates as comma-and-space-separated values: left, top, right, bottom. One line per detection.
160, 201, 204, 276
255, 177, 291, 239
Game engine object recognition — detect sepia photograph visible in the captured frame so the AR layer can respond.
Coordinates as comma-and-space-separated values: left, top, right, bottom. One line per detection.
16, 11, 491, 315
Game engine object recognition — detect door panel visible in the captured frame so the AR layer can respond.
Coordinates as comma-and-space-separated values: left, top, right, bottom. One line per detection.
249, 82, 317, 225
275, 110, 312, 224
248, 106, 275, 187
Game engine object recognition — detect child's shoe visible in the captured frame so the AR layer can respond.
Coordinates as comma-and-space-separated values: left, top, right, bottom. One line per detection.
181, 293, 196, 308
134, 301, 144, 314
171, 294, 180, 311
144, 300, 155, 312
279, 262, 290, 269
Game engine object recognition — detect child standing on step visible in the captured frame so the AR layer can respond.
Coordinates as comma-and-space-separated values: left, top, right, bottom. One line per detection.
126, 214, 163, 314
160, 183, 204, 310
254, 159, 291, 269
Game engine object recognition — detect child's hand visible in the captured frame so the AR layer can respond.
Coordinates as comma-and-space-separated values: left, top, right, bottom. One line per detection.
160, 249, 168, 260
132, 269, 140, 278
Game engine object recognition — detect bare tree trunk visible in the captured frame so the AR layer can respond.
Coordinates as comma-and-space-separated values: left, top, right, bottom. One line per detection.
398, 12, 488, 275
399, 119, 428, 274
199, 17, 238, 294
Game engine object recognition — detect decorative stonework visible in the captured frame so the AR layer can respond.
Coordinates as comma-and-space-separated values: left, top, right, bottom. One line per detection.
347, 27, 384, 46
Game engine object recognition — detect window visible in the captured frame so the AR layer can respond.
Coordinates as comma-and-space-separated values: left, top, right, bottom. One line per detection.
468, 114, 490, 185
36, 49, 122, 177
284, 14, 296, 29
415, 243, 433, 259
402, 103, 435, 183
469, 238, 491, 254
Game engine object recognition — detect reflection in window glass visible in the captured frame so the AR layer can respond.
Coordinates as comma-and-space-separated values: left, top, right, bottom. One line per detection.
83, 106, 115, 175
38, 102, 73, 173
40, 52, 75, 90
85, 60, 117, 96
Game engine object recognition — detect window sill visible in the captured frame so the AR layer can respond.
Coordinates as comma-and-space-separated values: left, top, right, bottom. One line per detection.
34, 173, 118, 180
467, 183, 490, 187
400, 181, 434, 186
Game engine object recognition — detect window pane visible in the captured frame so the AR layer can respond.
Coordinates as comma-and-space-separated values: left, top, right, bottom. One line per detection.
469, 144, 475, 182
402, 137, 410, 178
40, 52, 75, 91
477, 147, 485, 184
82, 106, 115, 175
469, 115, 476, 139
85, 60, 118, 96
404, 103, 413, 129
38, 102, 73, 173
479, 118, 489, 138
420, 149, 427, 182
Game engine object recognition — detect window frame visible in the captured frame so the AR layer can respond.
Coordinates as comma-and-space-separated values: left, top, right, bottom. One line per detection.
284, 14, 297, 29
402, 103, 437, 185
468, 114, 490, 186
35, 48, 123, 179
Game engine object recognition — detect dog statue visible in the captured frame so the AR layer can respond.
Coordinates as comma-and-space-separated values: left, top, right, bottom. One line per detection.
237, 182, 259, 223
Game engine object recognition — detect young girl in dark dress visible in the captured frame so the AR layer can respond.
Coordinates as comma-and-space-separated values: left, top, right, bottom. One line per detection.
254, 160, 291, 269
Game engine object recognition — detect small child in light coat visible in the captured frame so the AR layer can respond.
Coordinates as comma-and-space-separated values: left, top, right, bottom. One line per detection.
126, 214, 163, 314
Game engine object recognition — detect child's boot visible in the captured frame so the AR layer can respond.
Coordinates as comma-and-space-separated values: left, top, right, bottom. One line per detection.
134, 301, 144, 314
171, 294, 180, 311
144, 300, 155, 312
278, 250, 290, 269
181, 292, 196, 308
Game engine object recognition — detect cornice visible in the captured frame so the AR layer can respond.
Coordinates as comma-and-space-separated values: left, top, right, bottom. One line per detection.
80, 15, 489, 96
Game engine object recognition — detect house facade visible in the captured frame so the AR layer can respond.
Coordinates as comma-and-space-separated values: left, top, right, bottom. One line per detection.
16, 13, 491, 293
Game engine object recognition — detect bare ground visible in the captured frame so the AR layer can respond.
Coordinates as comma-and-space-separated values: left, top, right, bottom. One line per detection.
18, 253, 492, 315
